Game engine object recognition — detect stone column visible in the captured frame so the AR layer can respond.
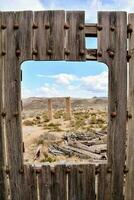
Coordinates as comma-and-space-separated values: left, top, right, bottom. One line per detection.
65, 97, 71, 120
48, 98, 53, 121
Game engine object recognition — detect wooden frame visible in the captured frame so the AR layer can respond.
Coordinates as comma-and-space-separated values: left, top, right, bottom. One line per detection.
0, 10, 132, 200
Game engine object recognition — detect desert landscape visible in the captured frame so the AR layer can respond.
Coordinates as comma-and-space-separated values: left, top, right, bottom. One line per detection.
22, 97, 108, 164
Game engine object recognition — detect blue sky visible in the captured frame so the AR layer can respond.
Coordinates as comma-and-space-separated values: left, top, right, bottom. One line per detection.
0, 0, 132, 98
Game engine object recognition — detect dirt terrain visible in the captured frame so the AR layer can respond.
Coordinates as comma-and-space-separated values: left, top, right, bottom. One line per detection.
22, 97, 108, 164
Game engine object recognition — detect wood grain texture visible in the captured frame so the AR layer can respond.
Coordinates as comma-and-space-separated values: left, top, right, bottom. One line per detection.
33, 11, 65, 60
2, 12, 23, 200
68, 164, 95, 200
38, 165, 52, 200
98, 12, 127, 200
0, 11, 7, 200
51, 165, 67, 200
14, 11, 33, 63
22, 165, 37, 200
126, 13, 134, 200
66, 11, 85, 61
97, 164, 111, 200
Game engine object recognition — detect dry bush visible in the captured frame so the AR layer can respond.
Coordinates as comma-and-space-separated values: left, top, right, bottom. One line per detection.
23, 119, 34, 126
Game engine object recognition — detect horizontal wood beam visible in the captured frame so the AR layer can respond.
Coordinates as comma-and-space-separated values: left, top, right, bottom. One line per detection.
85, 23, 97, 37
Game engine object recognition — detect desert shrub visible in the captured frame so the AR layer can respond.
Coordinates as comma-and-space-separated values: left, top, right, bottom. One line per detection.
90, 115, 97, 124
23, 119, 34, 126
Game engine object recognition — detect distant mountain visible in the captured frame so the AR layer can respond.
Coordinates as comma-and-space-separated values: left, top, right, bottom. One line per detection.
22, 97, 108, 111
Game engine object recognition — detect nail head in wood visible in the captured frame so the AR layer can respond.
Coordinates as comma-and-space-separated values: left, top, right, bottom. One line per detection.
80, 49, 85, 56
47, 49, 53, 55
97, 25, 102, 31
64, 23, 70, 29
1, 112, 6, 117
13, 112, 19, 117
127, 112, 132, 119
33, 23, 38, 29
97, 51, 102, 57
19, 168, 24, 174
109, 51, 115, 58
124, 166, 129, 174
107, 167, 112, 173
127, 24, 133, 33
16, 49, 21, 57
66, 166, 71, 173
65, 49, 70, 56
79, 24, 84, 30
110, 26, 115, 31
127, 53, 131, 62
2, 51, 6, 56
5, 166, 10, 174
45, 24, 50, 29
1, 24, 6, 29
14, 23, 19, 30
111, 112, 117, 118
32, 49, 38, 55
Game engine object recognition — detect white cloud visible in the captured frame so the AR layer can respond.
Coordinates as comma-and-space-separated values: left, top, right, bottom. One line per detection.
22, 87, 34, 98
81, 71, 108, 94
34, 71, 108, 98
37, 73, 78, 85
0, 0, 44, 11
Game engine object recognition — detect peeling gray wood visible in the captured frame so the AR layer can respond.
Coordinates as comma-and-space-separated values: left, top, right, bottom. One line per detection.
98, 12, 127, 200
66, 11, 86, 61
97, 164, 111, 200
68, 164, 95, 200
33, 11, 65, 60
126, 13, 134, 200
2, 12, 23, 200
0, 11, 7, 200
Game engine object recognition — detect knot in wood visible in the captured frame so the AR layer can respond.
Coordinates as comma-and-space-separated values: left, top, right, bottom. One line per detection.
107, 167, 112, 173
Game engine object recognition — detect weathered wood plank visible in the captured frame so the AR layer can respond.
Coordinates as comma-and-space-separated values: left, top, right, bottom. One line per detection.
68, 164, 95, 200
38, 165, 52, 200
126, 13, 134, 200
14, 11, 33, 62
2, 11, 23, 200
85, 23, 97, 37
33, 11, 65, 60
97, 164, 111, 200
98, 12, 127, 200
51, 165, 67, 200
0, 11, 8, 200
22, 165, 38, 200
66, 11, 85, 61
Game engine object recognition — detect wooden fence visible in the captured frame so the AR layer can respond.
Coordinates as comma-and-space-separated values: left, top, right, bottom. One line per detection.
16, 163, 110, 200
0, 10, 133, 200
